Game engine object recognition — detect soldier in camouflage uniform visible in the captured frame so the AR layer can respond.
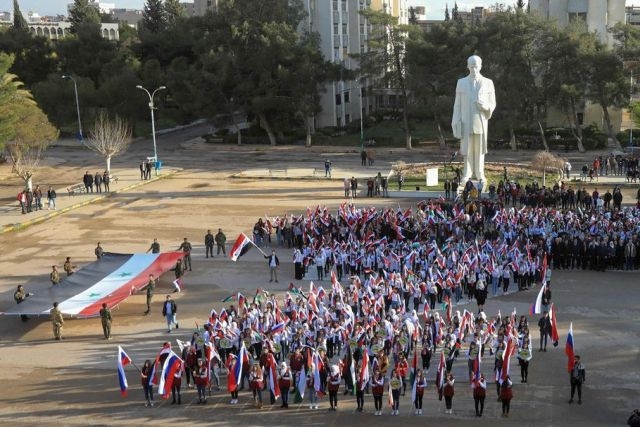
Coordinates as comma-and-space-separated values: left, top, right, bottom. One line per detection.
50, 302, 64, 340
99, 302, 112, 339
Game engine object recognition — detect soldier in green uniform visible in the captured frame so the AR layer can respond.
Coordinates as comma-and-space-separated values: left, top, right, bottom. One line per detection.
147, 238, 160, 254
50, 265, 60, 286
99, 302, 112, 339
215, 228, 227, 256
50, 302, 64, 340
178, 237, 193, 271
144, 274, 157, 315
14, 285, 33, 322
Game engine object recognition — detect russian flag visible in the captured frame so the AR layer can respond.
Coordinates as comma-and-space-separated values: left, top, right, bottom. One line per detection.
235, 341, 250, 387
117, 346, 132, 396
565, 322, 575, 372
500, 337, 515, 384
530, 284, 546, 315
157, 351, 182, 398
270, 321, 286, 335
230, 233, 253, 261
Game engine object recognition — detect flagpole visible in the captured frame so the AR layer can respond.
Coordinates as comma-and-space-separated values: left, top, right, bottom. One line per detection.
250, 239, 268, 257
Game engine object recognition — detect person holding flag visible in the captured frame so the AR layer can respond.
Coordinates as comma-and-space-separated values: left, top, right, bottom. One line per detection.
537, 310, 551, 352
140, 360, 154, 407
306, 363, 319, 409
327, 365, 341, 411
226, 354, 240, 404
395, 352, 409, 396
249, 363, 264, 408
413, 369, 427, 415
569, 355, 586, 404
518, 333, 532, 383
371, 369, 384, 416
472, 372, 487, 417
278, 362, 292, 408
443, 372, 455, 414
389, 369, 402, 415
500, 374, 513, 417
195, 358, 209, 404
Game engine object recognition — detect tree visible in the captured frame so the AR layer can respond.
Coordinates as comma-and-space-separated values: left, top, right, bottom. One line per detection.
516, 0, 526, 10
0, 53, 35, 151
142, 0, 165, 33
86, 112, 132, 173
358, 9, 415, 149
408, 7, 418, 25
68, 0, 101, 33
531, 150, 564, 187
7, 103, 58, 190
584, 48, 628, 150
452, 3, 459, 22
13, 0, 29, 31
445, 4, 450, 21
164, 0, 185, 28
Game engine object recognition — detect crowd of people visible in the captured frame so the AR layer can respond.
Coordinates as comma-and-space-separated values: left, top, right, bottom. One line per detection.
134, 196, 638, 415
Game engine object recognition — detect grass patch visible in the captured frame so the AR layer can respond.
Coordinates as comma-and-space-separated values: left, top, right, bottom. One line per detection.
314, 120, 440, 147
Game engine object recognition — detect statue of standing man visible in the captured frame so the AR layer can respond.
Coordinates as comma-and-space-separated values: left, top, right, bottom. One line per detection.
452, 55, 496, 186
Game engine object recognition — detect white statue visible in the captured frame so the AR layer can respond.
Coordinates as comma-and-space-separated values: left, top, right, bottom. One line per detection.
451, 55, 496, 184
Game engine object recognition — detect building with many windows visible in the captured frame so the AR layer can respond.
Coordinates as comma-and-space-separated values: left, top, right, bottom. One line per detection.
301, 0, 408, 130
28, 22, 120, 40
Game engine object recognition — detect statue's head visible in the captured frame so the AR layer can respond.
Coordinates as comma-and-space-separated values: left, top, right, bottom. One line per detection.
467, 55, 482, 77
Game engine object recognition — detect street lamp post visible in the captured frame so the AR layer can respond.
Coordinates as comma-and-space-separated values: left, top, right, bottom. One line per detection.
61, 75, 83, 141
357, 78, 364, 150
136, 84, 166, 176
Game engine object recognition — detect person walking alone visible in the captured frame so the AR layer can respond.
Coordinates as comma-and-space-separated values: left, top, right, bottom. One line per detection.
99, 302, 112, 339
162, 295, 179, 333
265, 250, 280, 283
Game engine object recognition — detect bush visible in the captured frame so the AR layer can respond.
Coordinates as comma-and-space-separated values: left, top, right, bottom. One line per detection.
215, 128, 230, 136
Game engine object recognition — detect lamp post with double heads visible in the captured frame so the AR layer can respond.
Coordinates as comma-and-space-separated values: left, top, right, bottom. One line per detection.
136, 85, 166, 176
61, 75, 83, 141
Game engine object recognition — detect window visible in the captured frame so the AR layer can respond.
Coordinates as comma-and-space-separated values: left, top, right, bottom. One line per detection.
345, 114, 351, 124
343, 23, 347, 34
335, 94, 342, 105
334, 23, 339, 34
332, 1, 338, 11
344, 91, 350, 103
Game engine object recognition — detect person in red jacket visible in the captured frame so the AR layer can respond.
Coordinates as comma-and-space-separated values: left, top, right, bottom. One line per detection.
371, 369, 385, 416
473, 373, 487, 416
249, 363, 264, 408
278, 362, 292, 408
500, 375, 513, 417
413, 369, 427, 415
227, 354, 239, 404
327, 365, 341, 411
395, 352, 409, 396
195, 359, 209, 404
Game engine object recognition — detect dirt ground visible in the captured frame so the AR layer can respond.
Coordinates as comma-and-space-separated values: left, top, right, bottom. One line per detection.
0, 129, 639, 426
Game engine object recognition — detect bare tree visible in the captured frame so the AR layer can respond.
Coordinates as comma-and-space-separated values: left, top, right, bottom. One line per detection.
7, 104, 58, 190
86, 112, 132, 174
531, 150, 565, 187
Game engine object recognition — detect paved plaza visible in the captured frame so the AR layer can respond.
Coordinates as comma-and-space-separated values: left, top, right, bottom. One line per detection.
0, 127, 638, 426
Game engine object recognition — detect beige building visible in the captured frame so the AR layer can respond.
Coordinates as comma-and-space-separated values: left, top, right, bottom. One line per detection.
301, 0, 408, 129
29, 22, 119, 40
529, 0, 625, 47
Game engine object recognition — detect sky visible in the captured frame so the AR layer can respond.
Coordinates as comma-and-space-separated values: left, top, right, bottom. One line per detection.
1, 0, 638, 19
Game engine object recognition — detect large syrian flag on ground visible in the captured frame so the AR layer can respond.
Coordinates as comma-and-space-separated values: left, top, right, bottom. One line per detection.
2, 252, 184, 318
230, 233, 254, 261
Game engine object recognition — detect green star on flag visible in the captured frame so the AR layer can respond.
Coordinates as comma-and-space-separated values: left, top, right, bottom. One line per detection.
118, 272, 132, 277
89, 292, 101, 298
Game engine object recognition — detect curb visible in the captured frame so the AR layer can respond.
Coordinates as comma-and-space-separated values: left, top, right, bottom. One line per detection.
1, 169, 182, 235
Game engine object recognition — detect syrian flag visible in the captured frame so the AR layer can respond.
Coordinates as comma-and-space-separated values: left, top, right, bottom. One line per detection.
499, 337, 516, 384
267, 353, 281, 400
230, 233, 253, 261
117, 346, 132, 396
471, 345, 481, 384
360, 351, 370, 391
565, 322, 575, 373
388, 381, 394, 408
312, 351, 325, 397
549, 303, 560, 346
435, 352, 445, 399
157, 351, 183, 398
530, 283, 546, 315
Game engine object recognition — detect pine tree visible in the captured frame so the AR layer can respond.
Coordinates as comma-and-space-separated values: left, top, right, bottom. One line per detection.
68, 0, 101, 33
164, 0, 185, 28
12, 0, 29, 30
452, 2, 459, 22
408, 6, 418, 25
142, 0, 165, 33
444, 3, 450, 21
517, 0, 526, 9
